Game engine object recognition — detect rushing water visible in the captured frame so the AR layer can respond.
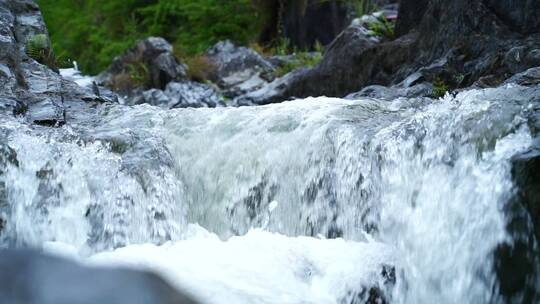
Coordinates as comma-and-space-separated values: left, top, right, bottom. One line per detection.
0, 82, 538, 303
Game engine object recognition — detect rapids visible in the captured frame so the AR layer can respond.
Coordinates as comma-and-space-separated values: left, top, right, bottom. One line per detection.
0, 81, 538, 303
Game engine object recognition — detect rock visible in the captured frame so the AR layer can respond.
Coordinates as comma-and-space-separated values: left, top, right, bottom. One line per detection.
244, 0, 540, 104
235, 68, 305, 105
130, 81, 225, 109
512, 147, 540, 239
504, 67, 540, 86
495, 143, 540, 303
280, 0, 355, 50
257, 0, 355, 50
131, 89, 172, 108
0, 97, 26, 115
206, 40, 274, 97
97, 37, 187, 93
0, 249, 199, 304
165, 82, 224, 108
483, 0, 540, 35
26, 97, 64, 126
238, 23, 416, 104
345, 82, 434, 101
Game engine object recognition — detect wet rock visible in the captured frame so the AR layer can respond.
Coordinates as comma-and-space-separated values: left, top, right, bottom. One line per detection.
165, 81, 224, 108
206, 40, 274, 97
0, 249, 199, 304
97, 37, 187, 93
511, 147, 540, 241
235, 68, 305, 105
130, 81, 225, 109
495, 144, 540, 303
345, 82, 434, 101
0, 97, 26, 116
504, 67, 540, 86
26, 97, 64, 126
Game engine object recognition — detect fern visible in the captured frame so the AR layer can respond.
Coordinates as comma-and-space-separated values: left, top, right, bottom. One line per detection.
26, 34, 51, 63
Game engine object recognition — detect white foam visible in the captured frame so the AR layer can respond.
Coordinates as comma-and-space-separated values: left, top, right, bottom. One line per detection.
87, 225, 395, 304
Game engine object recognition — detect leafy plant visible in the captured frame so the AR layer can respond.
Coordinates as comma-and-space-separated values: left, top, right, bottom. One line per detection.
274, 51, 322, 77
433, 78, 449, 98
368, 15, 395, 39
26, 34, 55, 67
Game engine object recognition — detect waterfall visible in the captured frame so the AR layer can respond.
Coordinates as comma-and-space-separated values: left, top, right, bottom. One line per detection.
0, 84, 538, 303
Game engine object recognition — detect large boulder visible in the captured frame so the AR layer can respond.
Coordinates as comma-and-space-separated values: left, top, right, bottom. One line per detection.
97, 37, 187, 93
0, 249, 198, 304
242, 0, 540, 104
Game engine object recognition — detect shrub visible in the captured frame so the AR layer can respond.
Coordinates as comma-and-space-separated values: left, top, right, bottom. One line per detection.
182, 54, 216, 82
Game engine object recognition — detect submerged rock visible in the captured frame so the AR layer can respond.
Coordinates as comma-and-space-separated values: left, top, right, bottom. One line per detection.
0, 249, 198, 304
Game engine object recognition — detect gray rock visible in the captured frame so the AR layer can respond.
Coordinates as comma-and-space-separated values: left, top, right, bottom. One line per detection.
130, 81, 225, 109
97, 37, 187, 92
0, 249, 199, 304
0, 96, 26, 115
206, 40, 274, 96
165, 81, 224, 108
345, 82, 434, 101
504, 67, 540, 86
132, 88, 172, 108
26, 97, 64, 126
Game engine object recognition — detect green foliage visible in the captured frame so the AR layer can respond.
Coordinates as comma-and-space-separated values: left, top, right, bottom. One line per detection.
26, 34, 55, 66
274, 51, 322, 77
368, 15, 395, 39
433, 78, 449, 98
38, 0, 262, 75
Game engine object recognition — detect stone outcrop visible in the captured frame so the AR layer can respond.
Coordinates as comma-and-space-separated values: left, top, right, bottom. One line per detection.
242, 0, 540, 105
0, 0, 114, 126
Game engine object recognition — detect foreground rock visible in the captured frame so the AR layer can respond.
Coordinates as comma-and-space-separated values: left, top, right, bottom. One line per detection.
0, 249, 198, 304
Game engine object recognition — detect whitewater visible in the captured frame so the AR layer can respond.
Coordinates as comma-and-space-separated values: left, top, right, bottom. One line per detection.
1, 70, 538, 303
